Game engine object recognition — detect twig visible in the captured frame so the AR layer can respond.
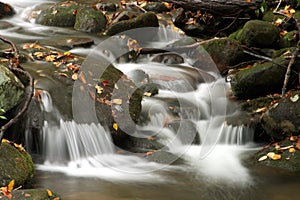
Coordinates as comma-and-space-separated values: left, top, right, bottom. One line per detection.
243, 50, 273, 62
282, 20, 300, 96
0, 36, 34, 143
273, 0, 282, 13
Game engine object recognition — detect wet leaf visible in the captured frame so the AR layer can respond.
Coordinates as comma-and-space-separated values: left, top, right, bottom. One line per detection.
24, 193, 31, 197
64, 52, 71, 56
290, 94, 299, 102
102, 80, 110, 86
289, 148, 296, 153
279, 145, 293, 150
255, 107, 267, 113
95, 85, 104, 94
58, 73, 68, 78
13, 143, 25, 152
47, 189, 53, 197
112, 99, 122, 105
267, 152, 281, 160
145, 151, 153, 156
144, 92, 152, 97
113, 123, 118, 131
258, 155, 268, 162
72, 73, 78, 80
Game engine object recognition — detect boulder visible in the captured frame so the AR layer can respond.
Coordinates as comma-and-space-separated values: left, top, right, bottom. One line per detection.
40, 36, 94, 50
0, 188, 60, 200
0, 65, 25, 115
261, 91, 300, 139
36, 1, 79, 27
145, 151, 185, 165
0, 2, 15, 19
197, 38, 247, 74
230, 57, 293, 99
105, 12, 159, 36
142, 2, 169, 13
279, 30, 298, 48
236, 20, 280, 48
74, 7, 107, 33
151, 53, 184, 64
0, 142, 34, 187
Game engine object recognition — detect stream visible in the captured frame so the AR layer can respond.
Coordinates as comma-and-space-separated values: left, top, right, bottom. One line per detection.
1, 1, 300, 200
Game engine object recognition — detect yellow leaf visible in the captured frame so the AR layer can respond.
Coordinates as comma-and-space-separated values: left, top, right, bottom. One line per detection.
13, 143, 25, 152
72, 73, 78, 80
47, 189, 53, 197
112, 99, 122, 105
64, 52, 71, 56
95, 85, 104, 94
113, 123, 118, 131
144, 92, 152, 97
254, 107, 267, 113
289, 147, 296, 153
258, 155, 268, 162
7, 180, 14, 192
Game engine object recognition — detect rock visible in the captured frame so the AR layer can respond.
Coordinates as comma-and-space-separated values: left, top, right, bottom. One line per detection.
145, 151, 185, 165
0, 2, 15, 19
230, 57, 293, 99
261, 91, 300, 139
151, 53, 184, 64
0, 21, 14, 29
94, 3, 117, 12
120, 136, 164, 153
0, 65, 25, 115
142, 2, 169, 13
40, 37, 94, 50
255, 138, 300, 172
236, 20, 280, 48
279, 30, 298, 48
139, 83, 159, 96
0, 188, 60, 200
197, 38, 247, 74
105, 12, 159, 37
168, 119, 199, 144
126, 69, 149, 86
167, 36, 197, 47
0, 142, 34, 187
74, 7, 107, 33
36, 1, 79, 27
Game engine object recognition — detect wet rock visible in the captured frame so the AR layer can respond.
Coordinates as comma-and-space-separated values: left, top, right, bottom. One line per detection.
0, 64, 25, 115
230, 57, 293, 99
279, 30, 298, 48
261, 91, 300, 139
0, 2, 15, 19
74, 7, 107, 33
126, 69, 149, 86
142, 2, 169, 13
95, 3, 117, 12
40, 37, 94, 50
151, 53, 184, 64
145, 151, 185, 165
139, 83, 159, 96
167, 36, 197, 47
110, 11, 137, 25
197, 38, 247, 74
255, 138, 300, 172
235, 20, 280, 48
0, 142, 34, 187
0, 21, 14, 29
120, 136, 164, 153
36, 1, 79, 27
105, 12, 159, 36
168, 119, 199, 144
0, 188, 60, 200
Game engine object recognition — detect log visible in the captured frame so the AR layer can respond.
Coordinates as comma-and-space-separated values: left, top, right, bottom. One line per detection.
151, 0, 262, 16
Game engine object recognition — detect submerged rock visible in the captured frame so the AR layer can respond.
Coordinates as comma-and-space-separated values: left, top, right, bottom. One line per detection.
105, 12, 159, 36
74, 7, 107, 33
230, 57, 293, 99
36, 1, 79, 27
0, 142, 34, 187
262, 91, 300, 139
146, 151, 185, 165
235, 20, 280, 48
0, 2, 15, 19
0, 64, 25, 115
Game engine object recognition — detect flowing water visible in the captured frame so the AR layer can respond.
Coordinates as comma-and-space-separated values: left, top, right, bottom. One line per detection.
2, 1, 300, 200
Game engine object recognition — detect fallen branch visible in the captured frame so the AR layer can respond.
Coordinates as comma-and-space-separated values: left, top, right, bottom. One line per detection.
281, 19, 300, 97
0, 36, 34, 143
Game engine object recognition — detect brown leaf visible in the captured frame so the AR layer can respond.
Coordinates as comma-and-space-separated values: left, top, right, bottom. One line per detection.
296, 139, 300, 150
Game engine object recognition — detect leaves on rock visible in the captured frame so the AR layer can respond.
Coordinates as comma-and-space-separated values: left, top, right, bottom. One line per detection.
0, 179, 14, 199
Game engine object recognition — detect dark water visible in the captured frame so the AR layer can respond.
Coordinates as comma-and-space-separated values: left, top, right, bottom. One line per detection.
2, 1, 300, 200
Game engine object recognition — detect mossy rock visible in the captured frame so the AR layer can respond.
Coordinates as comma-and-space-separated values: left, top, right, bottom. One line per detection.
236, 20, 280, 48
231, 57, 291, 99
0, 64, 25, 115
262, 10, 284, 22
0, 2, 15, 19
105, 12, 159, 36
279, 30, 298, 48
142, 2, 169, 13
74, 7, 107, 33
255, 138, 300, 172
0, 189, 60, 200
261, 91, 300, 139
36, 1, 79, 27
198, 38, 247, 74
0, 142, 34, 187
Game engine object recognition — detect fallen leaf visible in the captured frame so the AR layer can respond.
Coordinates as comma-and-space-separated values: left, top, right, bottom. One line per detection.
95, 85, 104, 94
113, 123, 118, 131
13, 143, 25, 152
258, 155, 268, 162
255, 107, 267, 113
7, 180, 14, 192
289, 148, 296, 153
267, 152, 281, 160
296, 139, 300, 150
290, 94, 299, 102
64, 51, 71, 56
279, 145, 294, 150
102, 80, 110, 86
112, 99, 122, 105
78, 72, 87, 84
144, 92, 152, 97
145, 151, 153, 156
47, 189, 53, 197
58, 73, 68, 78
24, 193, 31, 197
72, 73, 78, 80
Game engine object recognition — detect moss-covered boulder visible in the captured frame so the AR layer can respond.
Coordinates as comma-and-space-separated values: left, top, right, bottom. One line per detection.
105, 12, 159, 36
261, 91, 300, 139
74, 7, 107, 33
255, 137, 300, 172
0, 189, 60, 200
0, 65, 25, 115
236, 20, 280, 48
142, 2, 169, 13
197, 38, 247, 74
279, 30, 298, 48
0, 2, 15, 19
0, 142, 34, 187
230, 57, 292, 99
36, 1, 79, 27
